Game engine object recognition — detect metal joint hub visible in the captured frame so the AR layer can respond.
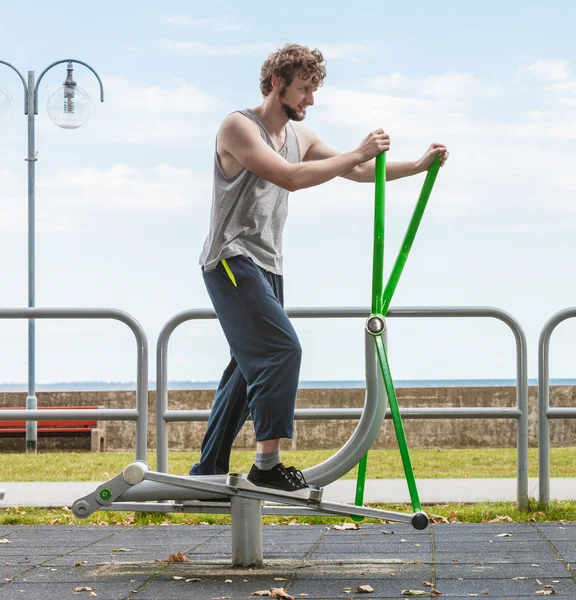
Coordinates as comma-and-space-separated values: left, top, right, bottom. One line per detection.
365, 314, 385, 336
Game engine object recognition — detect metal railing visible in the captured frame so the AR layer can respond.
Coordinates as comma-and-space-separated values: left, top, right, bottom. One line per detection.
0, 308, 148, 460
538, 307, 576, 506
156, 305, 529, 509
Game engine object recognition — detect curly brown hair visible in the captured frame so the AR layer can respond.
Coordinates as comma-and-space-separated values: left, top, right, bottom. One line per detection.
260, 43, 327, 97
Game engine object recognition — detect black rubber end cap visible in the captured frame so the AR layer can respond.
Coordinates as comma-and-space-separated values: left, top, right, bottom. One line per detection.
411, 512, 429, 530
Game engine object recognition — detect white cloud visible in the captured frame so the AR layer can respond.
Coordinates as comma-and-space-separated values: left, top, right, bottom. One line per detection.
317, 85, 474, 138
0, 169, 81, 233
37, 163, 212, 213
123, 44, 146, 53
550, 81, 576, 95
160, 14, 251, 32
516, 59, 572, 83
157, 38, 370, 61
33, 76, 226, 146
421, 72, 499, 98
102, 76, 225, 115
368, 71, 500, 99
156, 39, 271, 56
308, 43, 371, 61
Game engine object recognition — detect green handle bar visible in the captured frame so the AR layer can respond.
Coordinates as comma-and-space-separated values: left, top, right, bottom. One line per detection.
382, 155, 441, 314
353, 152, 441, 517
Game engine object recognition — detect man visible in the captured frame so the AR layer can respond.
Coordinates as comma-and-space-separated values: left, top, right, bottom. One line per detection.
190, 44, 449, 497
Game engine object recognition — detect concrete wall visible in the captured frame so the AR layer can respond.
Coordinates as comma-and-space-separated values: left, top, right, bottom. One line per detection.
1, 386, 575, 452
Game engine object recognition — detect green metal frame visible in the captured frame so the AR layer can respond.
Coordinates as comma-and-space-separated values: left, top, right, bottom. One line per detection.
354, 153, 441, 516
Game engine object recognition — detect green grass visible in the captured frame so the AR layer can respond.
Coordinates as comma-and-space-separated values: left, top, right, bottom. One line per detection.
2, 449, 574, 525
0, 448, 574, 482
2, 499, 575, 527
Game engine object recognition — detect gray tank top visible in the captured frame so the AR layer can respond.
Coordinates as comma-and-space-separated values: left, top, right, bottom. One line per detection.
199, 108, 301, 275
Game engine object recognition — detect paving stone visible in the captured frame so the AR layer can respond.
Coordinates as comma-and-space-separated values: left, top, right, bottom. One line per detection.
9, 564, 160, 583
136, 574, 292, 600
0, 523, 574, 600
434, 576, 576, 597
434, 549, 565, 563
435, 560, 571, 579
288, 577, 432, 598
0, 554, 61, 566
0, 581, 138, 599
432, 539, 557, 553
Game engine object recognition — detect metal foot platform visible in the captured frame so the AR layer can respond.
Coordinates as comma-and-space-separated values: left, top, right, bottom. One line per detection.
226, 473, 323, 504
72, 461, 428, 530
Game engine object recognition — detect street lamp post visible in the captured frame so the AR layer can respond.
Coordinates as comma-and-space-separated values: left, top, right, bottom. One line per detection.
0, 59, 104, 453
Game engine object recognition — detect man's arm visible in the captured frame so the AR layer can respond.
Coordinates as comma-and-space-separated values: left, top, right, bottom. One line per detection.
302, 129, 448, 182
219, 113, 389, 192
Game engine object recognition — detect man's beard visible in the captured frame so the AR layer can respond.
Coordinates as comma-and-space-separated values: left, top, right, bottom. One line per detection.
279, 88, 305, 121
281, 102, 305, 121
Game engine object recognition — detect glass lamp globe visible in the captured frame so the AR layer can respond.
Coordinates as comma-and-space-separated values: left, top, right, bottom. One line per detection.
47, 85, 91, 129
0, 87, 14, 128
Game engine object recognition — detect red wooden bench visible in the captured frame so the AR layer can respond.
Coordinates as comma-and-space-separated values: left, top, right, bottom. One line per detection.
0, 406, 106, 451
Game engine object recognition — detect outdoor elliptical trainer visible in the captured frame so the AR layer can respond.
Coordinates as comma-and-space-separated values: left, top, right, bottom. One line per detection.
72, 152, 442, 546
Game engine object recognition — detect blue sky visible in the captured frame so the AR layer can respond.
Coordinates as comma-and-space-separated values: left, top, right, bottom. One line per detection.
1, 1, 576, 384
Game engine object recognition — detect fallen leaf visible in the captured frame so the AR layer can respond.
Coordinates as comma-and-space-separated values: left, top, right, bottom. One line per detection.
381, 530, 394, 535
430, 589, 442, 596
513, 576, 528, 580
536, 579, 543, 585
89, 594, 97, 598
423, 582, 433, 587
270, 589, 294, 599
111, 548, 131, 553
354, 585, 374, 593
488, 515, 514, 523
535, 590, 556, 596
274, 578, 287, 581
402, 591, 426, 596
0, 540, 10, 544
74, 587, 94, 592
334, 523, 359, 530
172, 576, 184, 580
251, 592, 271, 597
430, 514, 449, 524
532, 564, 540, 567
166, 551, 189, 562
496, 533, 513, 537
225, 579, 233, 583
186, 578, 204, 582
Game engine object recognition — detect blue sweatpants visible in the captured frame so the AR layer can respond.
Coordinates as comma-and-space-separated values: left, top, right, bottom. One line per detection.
190, 255, 302, 476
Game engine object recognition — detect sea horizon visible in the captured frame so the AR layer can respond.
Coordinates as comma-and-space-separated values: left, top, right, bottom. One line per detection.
0, 378, 574, 392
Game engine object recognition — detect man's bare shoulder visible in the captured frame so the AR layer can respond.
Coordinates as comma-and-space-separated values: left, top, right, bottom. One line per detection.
220, 111, 259, 135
